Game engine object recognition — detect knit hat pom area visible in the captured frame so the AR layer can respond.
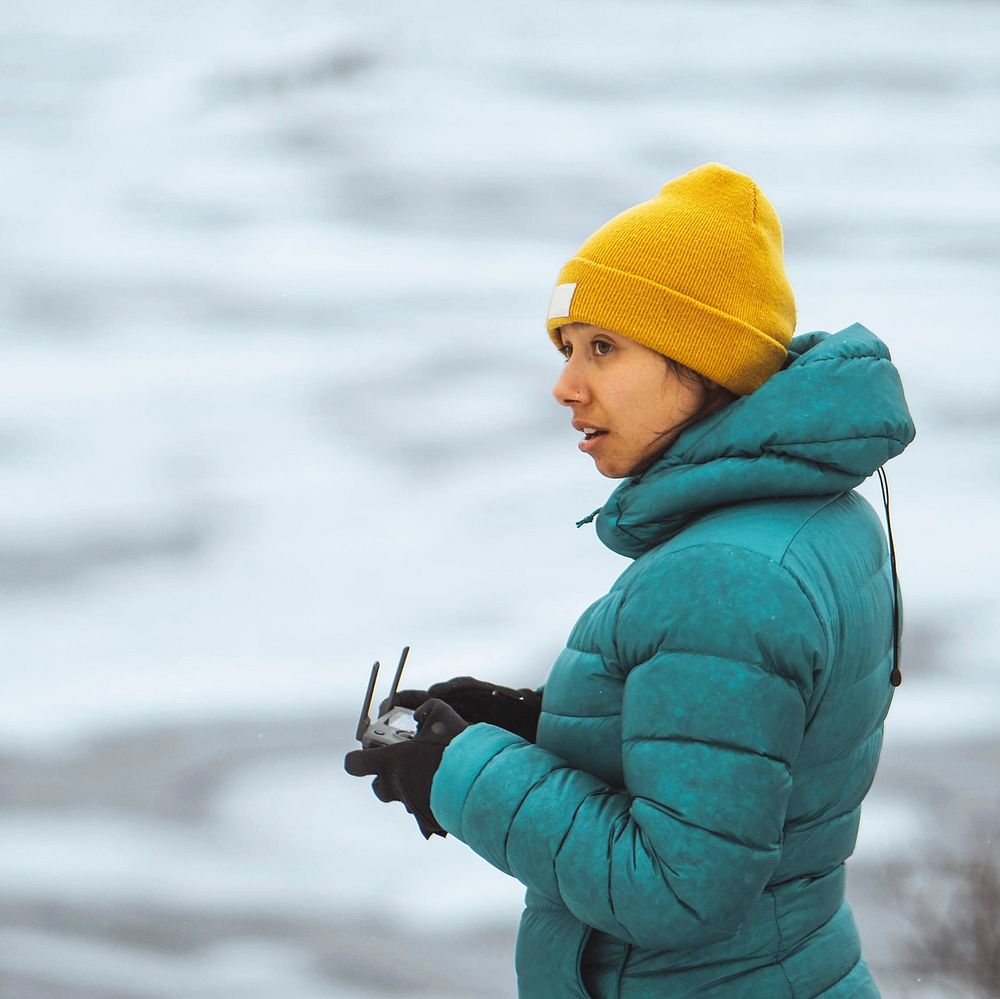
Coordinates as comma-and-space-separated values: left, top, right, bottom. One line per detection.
546, 163, 797, 396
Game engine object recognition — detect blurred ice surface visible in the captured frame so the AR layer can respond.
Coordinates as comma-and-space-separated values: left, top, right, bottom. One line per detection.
2, 1, 999, 996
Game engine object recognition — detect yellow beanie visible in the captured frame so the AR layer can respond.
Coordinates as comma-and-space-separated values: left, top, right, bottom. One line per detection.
546, 163, 796, 395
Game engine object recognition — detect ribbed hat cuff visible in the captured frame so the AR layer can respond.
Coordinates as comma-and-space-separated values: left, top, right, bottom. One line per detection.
546, 257, 788, 395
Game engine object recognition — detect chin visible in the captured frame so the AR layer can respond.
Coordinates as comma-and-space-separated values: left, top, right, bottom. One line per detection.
593, 458, 632, 480
594, 451, 658, 480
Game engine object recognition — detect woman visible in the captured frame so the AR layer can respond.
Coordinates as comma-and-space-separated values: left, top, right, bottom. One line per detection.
345, 163, 915, 997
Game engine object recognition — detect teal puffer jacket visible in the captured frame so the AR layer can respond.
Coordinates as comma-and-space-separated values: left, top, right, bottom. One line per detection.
431, 325, 915, 998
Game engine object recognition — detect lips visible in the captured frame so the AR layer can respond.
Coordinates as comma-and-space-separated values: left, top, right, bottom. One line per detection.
572, 419, 608, 454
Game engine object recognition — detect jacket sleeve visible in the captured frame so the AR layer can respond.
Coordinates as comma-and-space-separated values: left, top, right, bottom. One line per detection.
430, 546, 828, 951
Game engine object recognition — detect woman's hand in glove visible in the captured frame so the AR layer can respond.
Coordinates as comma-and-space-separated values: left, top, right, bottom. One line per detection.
343, 698, 467, 839
386, 678, 541, 742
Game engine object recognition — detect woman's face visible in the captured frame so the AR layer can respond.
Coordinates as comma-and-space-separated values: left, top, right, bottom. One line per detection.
552, 323, 706, 479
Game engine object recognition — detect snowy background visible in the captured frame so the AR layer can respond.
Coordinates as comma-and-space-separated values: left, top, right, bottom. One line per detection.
2, 1, 999, 996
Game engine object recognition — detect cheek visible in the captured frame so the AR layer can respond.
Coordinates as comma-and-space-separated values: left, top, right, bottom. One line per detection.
608, 370, 663, 419
631, 381, 684, 432
603, 361, 699, 436
632, 385, 700, 445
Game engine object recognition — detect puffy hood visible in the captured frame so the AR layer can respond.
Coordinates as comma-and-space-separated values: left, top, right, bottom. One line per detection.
595, 323, 916, 559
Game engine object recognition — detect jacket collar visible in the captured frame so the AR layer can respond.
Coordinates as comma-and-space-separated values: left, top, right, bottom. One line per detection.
593, 324, 917, 558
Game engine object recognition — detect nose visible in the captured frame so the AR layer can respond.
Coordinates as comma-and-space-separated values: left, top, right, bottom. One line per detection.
552, 364, 586, 408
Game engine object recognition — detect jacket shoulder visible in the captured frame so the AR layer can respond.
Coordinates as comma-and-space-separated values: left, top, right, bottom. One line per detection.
613, 490, 889, 695
614, 526, 831, 701
653, 491, 887, 599
662, 494, 847, 562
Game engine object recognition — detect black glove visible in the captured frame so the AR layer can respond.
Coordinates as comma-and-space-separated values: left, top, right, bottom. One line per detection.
344, 698, 467, 839
385, 677, 542, 742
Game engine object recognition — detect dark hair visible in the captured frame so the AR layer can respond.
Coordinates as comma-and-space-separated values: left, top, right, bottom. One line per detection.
663, 356, 738, 425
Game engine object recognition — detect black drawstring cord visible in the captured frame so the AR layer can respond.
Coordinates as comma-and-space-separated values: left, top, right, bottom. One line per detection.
876, 466, 902, 687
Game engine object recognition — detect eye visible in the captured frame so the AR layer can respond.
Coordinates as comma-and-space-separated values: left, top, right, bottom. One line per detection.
559, 342, 572, 361
593, 338, 614, 356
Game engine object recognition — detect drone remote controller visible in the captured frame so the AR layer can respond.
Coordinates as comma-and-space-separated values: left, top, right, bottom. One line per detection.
355, 646, 417, 749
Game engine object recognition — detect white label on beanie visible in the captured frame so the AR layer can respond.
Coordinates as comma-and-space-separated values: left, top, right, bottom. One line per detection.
548, 283, 577, 320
